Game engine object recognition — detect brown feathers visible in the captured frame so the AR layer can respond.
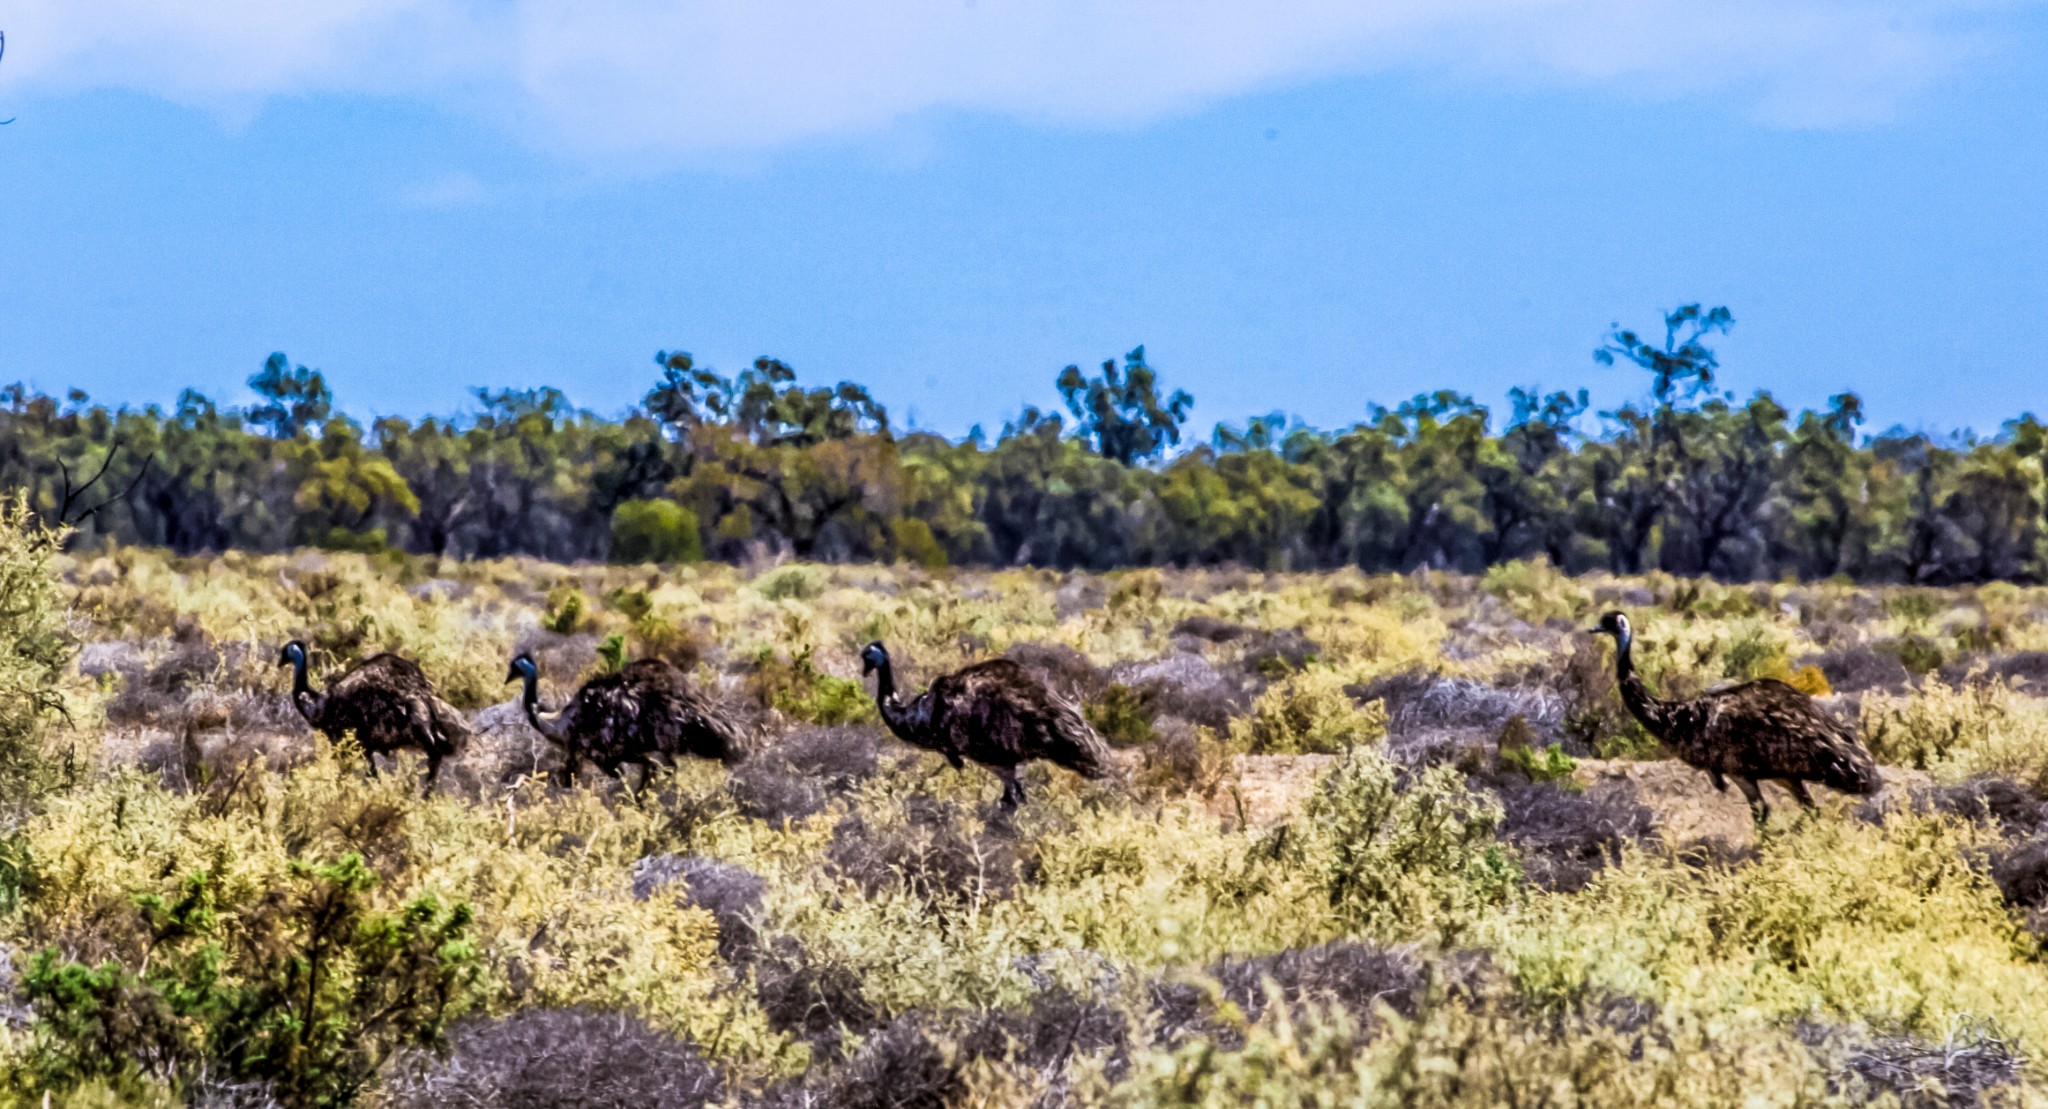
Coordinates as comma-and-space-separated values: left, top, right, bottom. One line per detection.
1590, 611, 1880, 821
862, 643, 1114, 809
510, 654, 743, 788
279, 641, 469, 793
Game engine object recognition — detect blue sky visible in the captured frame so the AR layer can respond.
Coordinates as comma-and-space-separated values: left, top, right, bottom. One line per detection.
2, 2, 2047, 438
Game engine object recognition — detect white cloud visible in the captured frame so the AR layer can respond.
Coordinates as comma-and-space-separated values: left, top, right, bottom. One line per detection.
0, 1, 2027, 154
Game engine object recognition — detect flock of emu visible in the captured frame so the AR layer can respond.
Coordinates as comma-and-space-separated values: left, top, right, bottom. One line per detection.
274, 611, 1881, 820
277, 634, 1115, 809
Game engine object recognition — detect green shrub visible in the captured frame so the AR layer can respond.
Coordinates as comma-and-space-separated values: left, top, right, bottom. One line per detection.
0, 500, 70, 808
21, 854, 480, 1108
1230, 669, 1386, 755
597, 633, 628, 674
1087, 684, 1157, 748
750, 645, 874, 726
1719, 626, 1789, 681
543, 582, 589, 635
756, 564, 828, 602
1886, 634, 1946, 676
1501, 743, 1578, 784
1305, 747, 1515, 940
610, 500, 703, 565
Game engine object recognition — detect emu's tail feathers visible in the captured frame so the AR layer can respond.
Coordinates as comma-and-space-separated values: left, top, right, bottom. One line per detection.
428, 697, 473, 755
1817, 733, 1881, 796
1043, 690, 1117, 781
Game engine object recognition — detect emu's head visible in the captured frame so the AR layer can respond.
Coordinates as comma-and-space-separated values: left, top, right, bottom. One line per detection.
506, 653, 538, 684
860, 641, 890, 676
277, 640, 308, 668
1587, 612, 1632, 648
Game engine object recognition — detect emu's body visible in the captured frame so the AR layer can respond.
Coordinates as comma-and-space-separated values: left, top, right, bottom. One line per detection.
861, 641, 1113, 809
509, 656, 742, 788
280, 641, 470, 793
1591, 612, 1879, 821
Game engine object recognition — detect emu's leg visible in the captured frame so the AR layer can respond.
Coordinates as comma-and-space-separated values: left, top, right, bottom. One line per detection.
1732, 776, 1770, 825
995, 766, 1025, 810
422, 751, 443, 797
558, 751, 580, 787
363, 752, 382, 779
1789, 779, 1818, 809
1709, 770, 1728, 793
632, 760, 653, 795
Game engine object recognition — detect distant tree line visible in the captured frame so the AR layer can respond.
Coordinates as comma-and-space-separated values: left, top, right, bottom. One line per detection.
3, 306, 2044, 583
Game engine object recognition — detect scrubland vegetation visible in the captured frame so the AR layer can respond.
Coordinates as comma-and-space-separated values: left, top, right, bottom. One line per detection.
13, 305, 2048, 587
11, 510, 2048, 1104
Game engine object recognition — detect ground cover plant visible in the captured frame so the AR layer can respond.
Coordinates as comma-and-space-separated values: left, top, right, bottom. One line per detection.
7, 518, 2048, 1104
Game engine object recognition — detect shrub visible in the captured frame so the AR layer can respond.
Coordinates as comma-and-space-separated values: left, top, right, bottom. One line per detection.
1230, 669, 1387, 755
543, 583, 590, 635
749, 646, 874, 726
726, 725, 880, 827
1885, 635, 1948, 677
0, 500, 70, 808
1087, 683, 1158, 748
1493, 780, 1656, 893
21, 854, 480, 1107
1303, 747, 1515, 940
609, 499, 704, 565
1499, 742, 1577, 784
384, 1008, 722, 1109
756, 564, 828, 602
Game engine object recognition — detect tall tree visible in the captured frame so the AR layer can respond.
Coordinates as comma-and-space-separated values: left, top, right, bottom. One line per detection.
248, 352, 333, 440
1056, 346, 1193, 465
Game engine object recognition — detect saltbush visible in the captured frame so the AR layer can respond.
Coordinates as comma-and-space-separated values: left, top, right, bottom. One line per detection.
1229, 669, 1387, 755
1303, 747, 1515, 940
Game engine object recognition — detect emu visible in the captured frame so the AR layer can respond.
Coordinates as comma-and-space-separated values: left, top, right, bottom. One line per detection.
506, 654, 742, 788
1589, 611, 1879, 822
860, 640, 1114, 809
279, 640, 471, 793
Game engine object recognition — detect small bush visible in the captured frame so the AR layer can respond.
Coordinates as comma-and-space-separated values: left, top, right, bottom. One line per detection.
1884, 635, 1948, 677
0, 501, 70, 808
1230, 669, 1387, 755
1807, 645, 1913, 694
1242, 630, 1319, 679
752, 936, 882, 1056
1493, 780, 1656, 893
609, 499, 704, 565
632, 855, 767, 963
827, 798, 1021, 914
749, 646, 874, 726
21, 854, 480, 1108
1087, 684, 1158, 748
727, 725, 881, 826
1500, 742, 1577, 784
1304, 747, 1515, 940
384, 1008, 722, 1109
543, 583, 591, 635
756, 564, 828, 602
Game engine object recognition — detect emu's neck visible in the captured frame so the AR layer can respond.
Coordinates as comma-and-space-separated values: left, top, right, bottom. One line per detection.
871, 661, 918, 744
518, 670, 567, 741
1610, 632, 1674, 738
289, 657, 325, 726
